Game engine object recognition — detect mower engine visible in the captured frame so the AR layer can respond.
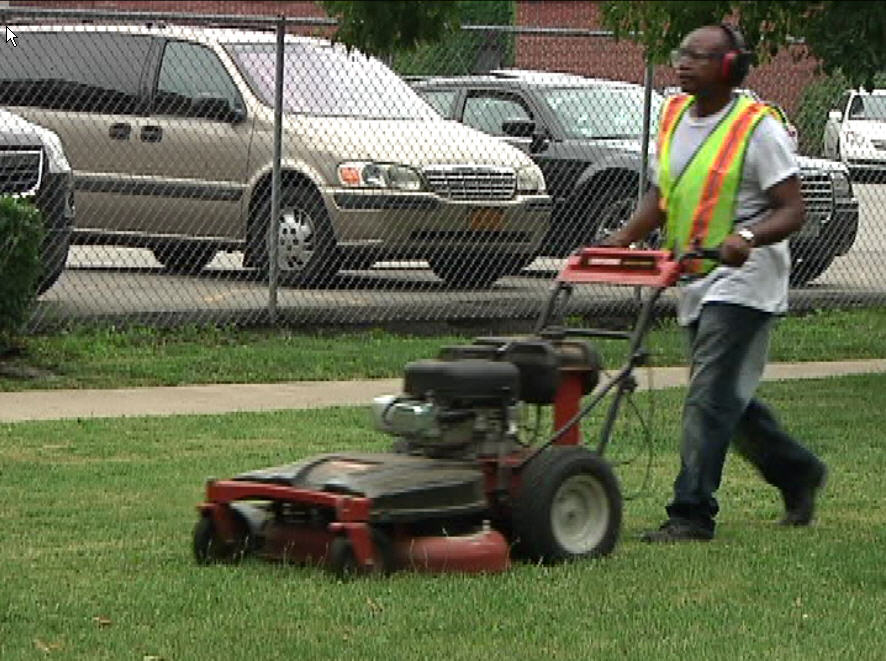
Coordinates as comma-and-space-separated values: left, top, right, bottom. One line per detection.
372, 338, 602, 459
373, 359, 522, 459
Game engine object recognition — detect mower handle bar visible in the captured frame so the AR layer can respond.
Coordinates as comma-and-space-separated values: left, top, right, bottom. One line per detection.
538, 327, 633, 341
679, 247, 722, 263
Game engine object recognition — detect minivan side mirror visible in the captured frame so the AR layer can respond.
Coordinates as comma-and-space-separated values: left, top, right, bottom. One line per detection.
501, 118, 536, 138
190, 96, 247, 123
828, 109, 843, 122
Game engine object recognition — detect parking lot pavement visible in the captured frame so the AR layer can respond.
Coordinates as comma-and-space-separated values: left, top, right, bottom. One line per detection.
27, 183, 886, 328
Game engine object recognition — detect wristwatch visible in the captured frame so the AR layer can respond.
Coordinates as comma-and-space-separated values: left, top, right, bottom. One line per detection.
737, 227, 756, 247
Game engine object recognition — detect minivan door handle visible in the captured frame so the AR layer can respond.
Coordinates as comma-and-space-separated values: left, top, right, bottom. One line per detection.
108, 122, 131, 140
140, 125, 163, 143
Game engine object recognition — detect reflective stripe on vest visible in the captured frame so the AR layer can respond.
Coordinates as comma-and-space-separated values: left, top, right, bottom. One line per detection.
656, 94, 693, 213
657, 95, 770, 269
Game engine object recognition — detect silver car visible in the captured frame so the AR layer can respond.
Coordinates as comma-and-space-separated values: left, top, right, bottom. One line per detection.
1, 25, 551, 287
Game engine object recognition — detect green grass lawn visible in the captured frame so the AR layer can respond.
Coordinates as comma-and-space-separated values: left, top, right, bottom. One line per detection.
2, 374, 884, 659
2, 307, 885, 390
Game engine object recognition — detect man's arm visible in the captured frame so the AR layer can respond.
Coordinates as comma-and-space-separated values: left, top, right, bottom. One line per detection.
602, 187, 666, 247
719, 174, 805, 266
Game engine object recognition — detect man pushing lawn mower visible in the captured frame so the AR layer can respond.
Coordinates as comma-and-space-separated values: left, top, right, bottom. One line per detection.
602, 23, 827, 542
191, 23, 826, 574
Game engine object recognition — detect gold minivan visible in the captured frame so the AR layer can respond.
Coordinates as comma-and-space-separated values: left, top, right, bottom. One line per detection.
1, 24, 551, 287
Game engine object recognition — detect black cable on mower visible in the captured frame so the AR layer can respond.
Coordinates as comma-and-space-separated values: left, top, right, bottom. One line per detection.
614, 390, 656, 501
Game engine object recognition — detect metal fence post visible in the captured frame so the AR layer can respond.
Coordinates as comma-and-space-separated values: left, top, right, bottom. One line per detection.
635, 56, 655, 304
267, 15, 286, 323
639, 55, 654, 202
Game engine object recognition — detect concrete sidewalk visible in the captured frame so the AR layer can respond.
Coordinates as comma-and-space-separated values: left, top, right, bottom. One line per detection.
2, 359, 885, 423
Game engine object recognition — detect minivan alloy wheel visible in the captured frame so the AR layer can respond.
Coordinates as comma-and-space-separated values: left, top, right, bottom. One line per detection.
248, 183, 340, 286
278, 206, 315, 272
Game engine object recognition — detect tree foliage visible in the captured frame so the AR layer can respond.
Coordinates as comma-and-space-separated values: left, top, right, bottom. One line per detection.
598, 1, 886, 89
318, 1, 461, 57
801, 2, 886, 89
394, 1, 515, 77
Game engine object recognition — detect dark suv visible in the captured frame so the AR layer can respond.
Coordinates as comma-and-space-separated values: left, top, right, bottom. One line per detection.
413, 70, 860, 286
412, 69, 661, 257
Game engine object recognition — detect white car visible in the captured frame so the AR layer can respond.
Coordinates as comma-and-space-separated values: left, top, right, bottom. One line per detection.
823, 89, 886, 179
0, 109, 74, 293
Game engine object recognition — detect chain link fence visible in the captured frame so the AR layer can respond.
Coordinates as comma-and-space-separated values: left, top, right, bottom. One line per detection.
1, 6, 883, 331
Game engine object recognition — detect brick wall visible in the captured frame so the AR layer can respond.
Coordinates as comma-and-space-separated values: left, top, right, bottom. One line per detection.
8, 0, 333, 36
9, 0, 323, 17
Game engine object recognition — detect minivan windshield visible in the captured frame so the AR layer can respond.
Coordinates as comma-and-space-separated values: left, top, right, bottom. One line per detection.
227, 42, 438, 120
541, 86, 664, 140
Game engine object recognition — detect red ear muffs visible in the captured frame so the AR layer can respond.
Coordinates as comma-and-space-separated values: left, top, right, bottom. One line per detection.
721, 51, 737, 83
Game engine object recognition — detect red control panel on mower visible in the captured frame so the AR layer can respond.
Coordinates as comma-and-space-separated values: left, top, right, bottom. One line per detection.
557, 248, 683, 288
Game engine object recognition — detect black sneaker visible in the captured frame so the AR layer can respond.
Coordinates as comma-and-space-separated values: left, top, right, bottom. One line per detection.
779, 463, 828, 526
641, 519, 714, 543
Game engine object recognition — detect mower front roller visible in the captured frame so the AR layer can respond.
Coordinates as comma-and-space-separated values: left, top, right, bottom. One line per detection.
193, 504, 252, 565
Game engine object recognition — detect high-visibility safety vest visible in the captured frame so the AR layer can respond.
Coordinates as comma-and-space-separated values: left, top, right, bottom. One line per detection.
657, 94, 772, 270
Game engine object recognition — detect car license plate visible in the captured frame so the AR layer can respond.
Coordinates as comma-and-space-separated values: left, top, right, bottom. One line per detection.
468, 207, 505, 231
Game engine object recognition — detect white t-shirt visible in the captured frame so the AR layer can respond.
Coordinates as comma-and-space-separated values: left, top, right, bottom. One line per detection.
651, 98, 799, 325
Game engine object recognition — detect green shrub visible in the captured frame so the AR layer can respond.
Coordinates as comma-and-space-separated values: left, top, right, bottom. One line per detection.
0, 196, 44, 343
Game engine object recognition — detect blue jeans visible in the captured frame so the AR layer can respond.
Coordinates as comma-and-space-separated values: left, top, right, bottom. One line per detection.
665, 303, 824, 531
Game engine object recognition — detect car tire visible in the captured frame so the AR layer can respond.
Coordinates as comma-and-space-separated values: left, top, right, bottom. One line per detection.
502, 252, 536, 275
152, 242, 217, 275
36, 227, 70, 295
247, 182, 340, 287
790, 250, 836, 287
591, 193, 638, 245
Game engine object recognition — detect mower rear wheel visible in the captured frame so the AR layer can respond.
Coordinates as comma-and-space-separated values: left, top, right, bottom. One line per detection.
329, 529, 394, 578
512, 446, 622, 564
193, 512, 250, 565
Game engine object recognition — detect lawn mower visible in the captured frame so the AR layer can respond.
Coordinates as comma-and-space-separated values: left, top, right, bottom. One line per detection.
193, 247, 706, 576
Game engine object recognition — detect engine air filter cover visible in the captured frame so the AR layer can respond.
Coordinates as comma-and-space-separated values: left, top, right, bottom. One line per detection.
404, 359, 519, 405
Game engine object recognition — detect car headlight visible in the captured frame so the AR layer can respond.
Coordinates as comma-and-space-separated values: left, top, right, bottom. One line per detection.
830, 170, 852, 198
337, 161, 423, 191
516, 165, 545, 194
